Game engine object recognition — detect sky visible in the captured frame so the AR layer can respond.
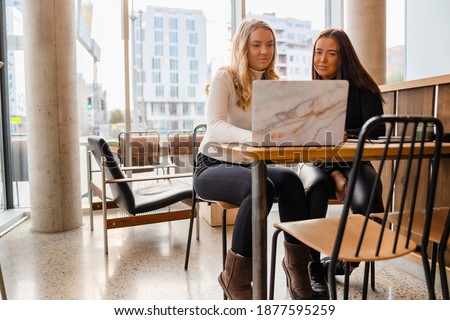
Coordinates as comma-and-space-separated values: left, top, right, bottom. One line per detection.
76, 0, 404, 110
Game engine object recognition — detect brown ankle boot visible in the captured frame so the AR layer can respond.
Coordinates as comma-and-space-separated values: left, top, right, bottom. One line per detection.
282, 241, 313, 300
218, 249, 252, 300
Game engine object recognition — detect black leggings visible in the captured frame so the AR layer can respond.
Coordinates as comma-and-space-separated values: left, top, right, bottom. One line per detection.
298, 162, 384, 262
194, 153, 308, 258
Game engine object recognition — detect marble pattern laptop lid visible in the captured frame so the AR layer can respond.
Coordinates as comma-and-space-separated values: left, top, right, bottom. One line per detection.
251, 80, 349, 146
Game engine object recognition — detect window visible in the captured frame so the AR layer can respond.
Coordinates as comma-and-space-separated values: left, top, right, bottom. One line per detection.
72, 0, 232, 207
154, 16, 163, 28
152, 103, 165, 116
152, 58, 161, 69
187, 46, 196, 58
135, 43, 142, 56
189, 33, 198, 45
190, 73, 198, 84
190, 60, 198, 71
168, 103, 177, 115
154, 30, 163, 42
186, 19, 195, 31
386, 0, 405, 83
152, 72, 161, 83
187, 86, 196, 97
140, 29, 145, 41
196, 103, 205, 115
138, 70, 146, 82
135, 55, 142, 69
169, 18, 178, 29
169, 121, 178, 130
170, 59, 178, 70
169, 45, 178, 57
170, 73, 179, 84
169, 32, 178, 43
155, 85, 164, 97
154, 44, 164, 56
170, 86, 179, 98
182, 103, 190, 115
183, 120, 194, 130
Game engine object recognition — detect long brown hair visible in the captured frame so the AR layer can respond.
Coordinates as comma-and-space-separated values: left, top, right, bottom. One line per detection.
312, 28, 383, 103
206, 18, 279, 109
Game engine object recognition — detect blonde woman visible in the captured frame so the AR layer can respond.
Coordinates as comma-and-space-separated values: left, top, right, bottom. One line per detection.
194, 19, 311, 300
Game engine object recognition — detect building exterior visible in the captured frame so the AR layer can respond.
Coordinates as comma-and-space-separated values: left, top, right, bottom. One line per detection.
131, 9, 319, 133
386, 45, 405, 83
133, 6, 208, 133
247, 12, 319, 80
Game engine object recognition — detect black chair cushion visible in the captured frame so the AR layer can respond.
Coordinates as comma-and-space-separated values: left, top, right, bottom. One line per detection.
88, 136, 192, 215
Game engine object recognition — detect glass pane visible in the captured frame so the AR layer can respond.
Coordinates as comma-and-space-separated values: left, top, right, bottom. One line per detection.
386, 0, 405, 83
77, 0, 123, 140
0, 66, 5, 211
404, 0, 450, 80
245, 0, 325, 80
77, 0, 230, 138
5, 0, 29, 208
76, 0, 231, 206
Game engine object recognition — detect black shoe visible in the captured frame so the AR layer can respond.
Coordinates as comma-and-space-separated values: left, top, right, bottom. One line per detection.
308, 261, 329, 299
321, 257, 360, 276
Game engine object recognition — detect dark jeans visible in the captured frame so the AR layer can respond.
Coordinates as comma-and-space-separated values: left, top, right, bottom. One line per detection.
194, 153, 308, 258
298, 162, 384, 262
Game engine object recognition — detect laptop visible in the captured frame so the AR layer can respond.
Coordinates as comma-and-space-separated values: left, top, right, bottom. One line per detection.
251, 80, 349, 146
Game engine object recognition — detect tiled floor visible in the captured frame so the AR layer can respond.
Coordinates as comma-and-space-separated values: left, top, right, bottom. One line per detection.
0, 206, 444, 300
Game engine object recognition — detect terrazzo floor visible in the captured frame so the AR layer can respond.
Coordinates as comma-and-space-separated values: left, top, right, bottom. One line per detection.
0, 206, 445, 300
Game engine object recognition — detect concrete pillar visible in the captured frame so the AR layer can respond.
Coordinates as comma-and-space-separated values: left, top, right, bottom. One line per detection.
23, 0, 82, 232
345, 0, 386, 85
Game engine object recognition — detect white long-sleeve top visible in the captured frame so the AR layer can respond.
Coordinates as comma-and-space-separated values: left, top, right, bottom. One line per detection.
199, 68, 265, 159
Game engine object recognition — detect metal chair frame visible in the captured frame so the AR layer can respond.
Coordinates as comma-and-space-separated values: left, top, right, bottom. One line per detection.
0, 262, 6, 299
184, 124, 239, 267
269, 115, 445, 299
88, 136, 195, 258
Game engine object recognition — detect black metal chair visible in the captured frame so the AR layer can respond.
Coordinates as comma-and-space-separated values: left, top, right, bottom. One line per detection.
439, 209, 450, 299
370, 206, 450, 299
87, 136, 195, 258
269, 115, 444, 299
0, 261, 6, 300
184, 124, 239, 274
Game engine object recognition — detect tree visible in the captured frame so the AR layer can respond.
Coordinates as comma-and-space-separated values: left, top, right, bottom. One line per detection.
387, 71, 404, 84
109, 109, 124, 124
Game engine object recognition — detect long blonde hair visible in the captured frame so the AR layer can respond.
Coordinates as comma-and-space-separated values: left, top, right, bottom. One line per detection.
206, 18, 279, 110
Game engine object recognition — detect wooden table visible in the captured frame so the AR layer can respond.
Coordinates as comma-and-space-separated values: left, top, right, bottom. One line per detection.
212, 141, 450, 299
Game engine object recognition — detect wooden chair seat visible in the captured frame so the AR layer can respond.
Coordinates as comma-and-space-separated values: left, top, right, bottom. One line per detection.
275, 214, 416, 263
371, 207, 450, 245
198, 196, 239, 211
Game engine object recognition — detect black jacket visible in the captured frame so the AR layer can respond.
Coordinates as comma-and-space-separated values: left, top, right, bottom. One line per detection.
318, 83, 385, 173
345, 84, 385, 139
